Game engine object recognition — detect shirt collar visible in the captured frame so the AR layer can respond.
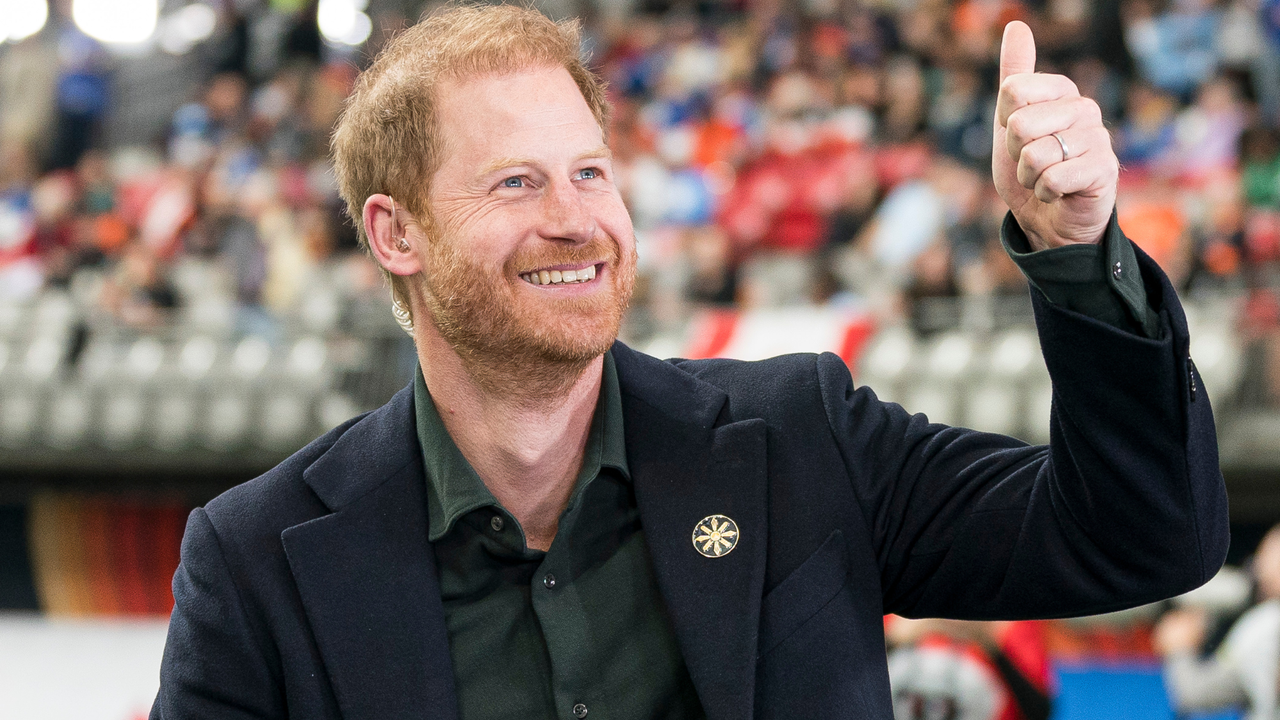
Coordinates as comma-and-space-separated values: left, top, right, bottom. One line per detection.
414, 350, 629, 542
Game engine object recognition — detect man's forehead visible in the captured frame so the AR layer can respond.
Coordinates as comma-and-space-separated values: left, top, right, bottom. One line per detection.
432, 66, 605, 167
436, 65, 589, 114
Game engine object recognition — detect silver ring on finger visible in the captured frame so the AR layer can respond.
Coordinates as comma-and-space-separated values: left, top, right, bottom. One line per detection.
1051, 132, 1069, 161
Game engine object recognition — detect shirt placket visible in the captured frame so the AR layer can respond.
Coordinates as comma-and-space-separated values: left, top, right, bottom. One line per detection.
532, 503, 594, 720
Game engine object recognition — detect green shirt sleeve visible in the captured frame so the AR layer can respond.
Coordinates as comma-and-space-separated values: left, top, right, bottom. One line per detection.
1000, 210, 1161, 339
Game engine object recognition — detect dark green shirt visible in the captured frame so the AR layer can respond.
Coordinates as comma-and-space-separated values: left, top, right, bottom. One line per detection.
413, 211, 1154, 720
1002, 210, 1160, 339
415, 354, 704, 720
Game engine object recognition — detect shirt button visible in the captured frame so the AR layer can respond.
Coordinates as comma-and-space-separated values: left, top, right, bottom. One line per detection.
490, 515, 504, 533
1113, 261, 1123, 279
543, 573, 556, 589
573, 703, 588, 719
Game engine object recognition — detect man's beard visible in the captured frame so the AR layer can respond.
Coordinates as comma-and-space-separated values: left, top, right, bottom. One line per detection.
414, 227, 636, 396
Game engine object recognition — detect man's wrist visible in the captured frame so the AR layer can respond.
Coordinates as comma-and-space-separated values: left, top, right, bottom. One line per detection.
1000, 209, 1160, 339
1016, 216, 1108, 253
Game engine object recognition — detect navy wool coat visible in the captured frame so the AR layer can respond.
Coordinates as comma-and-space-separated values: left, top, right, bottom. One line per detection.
152, 249, 1229, 720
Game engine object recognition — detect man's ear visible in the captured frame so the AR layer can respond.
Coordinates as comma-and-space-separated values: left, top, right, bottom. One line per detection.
363, 194, 423, 277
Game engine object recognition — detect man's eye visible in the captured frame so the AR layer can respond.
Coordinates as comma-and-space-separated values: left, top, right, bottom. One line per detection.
577, 168, 599, 180
503, 177, 524, 188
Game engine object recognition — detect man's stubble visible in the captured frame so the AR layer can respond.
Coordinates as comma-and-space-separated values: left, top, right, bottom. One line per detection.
413, 219, 638, 400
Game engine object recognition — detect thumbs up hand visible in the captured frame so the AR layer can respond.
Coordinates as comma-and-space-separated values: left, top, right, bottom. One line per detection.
992, 21, 1118, 251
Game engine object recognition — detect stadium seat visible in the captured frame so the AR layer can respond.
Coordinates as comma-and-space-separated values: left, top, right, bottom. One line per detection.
124, 338, 165, 383
23, 336, 65, 386
46, 389, 92, 450
231, 337, 271, 381
0, 393, 38, 449
202, 394, 250, 450
150, 393, 196, 452
178, 336, 218, 381
967, 382, 1021, 437
258, 394, 311, 450
101, 392, 146, 449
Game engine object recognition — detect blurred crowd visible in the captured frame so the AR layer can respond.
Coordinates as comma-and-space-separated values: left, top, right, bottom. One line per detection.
2, 0, 1280, 386
5, 3, 1280, 717
1155, 525, 1280, 720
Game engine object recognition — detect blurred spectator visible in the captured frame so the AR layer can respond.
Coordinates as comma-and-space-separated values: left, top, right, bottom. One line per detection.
928, 64, 995, 168
1124, 0, 1220, 101
49, 20, 110, 171
99, 241, 179, 328
1116, 83, 1178, 169
1165, 75, 1248, 179
0, 0, 1267, 379
1241, 125, 1280, 209
170, 73, 248, 169
1155, 525, 1280, 720
0, 33, 58, 170
887, 616, 1054, 720
881, 54, 928, 142
683, 224, 738, 306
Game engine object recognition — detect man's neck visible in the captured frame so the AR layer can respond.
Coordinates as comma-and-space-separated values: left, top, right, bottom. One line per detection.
415, 326, 603, 552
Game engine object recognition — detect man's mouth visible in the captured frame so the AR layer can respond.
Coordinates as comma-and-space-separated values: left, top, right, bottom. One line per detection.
520, 264, 599, 286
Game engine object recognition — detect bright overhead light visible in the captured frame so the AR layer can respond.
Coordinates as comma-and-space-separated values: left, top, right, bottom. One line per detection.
72, 0, 159, 45
174, 3, 217, 42
159, 27, 193, 55
159, 3, 216, 55
318, 0, 372, 46
1, 0, 48, 42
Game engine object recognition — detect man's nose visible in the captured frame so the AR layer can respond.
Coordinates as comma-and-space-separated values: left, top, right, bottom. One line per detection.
539, 179, 597, 243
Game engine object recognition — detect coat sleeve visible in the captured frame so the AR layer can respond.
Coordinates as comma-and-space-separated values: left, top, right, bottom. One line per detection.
817, 242, 1229, 620
151, 508, 285, 719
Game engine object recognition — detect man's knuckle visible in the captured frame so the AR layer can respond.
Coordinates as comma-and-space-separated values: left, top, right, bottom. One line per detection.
1017, 160, 1034, 187
1080, 97, 1102, 124
1040, 166, 1066, 194
1006, 114, 1028, 144
1020, 144, 1045, 172
1001, 78, 1027, 107
1057, 74, 1081, 96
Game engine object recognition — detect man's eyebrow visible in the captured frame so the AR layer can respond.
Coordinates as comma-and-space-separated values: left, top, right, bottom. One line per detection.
577, 147, 612, 162
477, 147, 612, 178
478, 157, 537, 177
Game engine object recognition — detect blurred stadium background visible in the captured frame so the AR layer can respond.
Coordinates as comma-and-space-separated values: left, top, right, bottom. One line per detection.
0, 0, 1278, 717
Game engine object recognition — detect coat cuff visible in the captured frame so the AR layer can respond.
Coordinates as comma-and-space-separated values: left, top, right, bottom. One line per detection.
1000, 210, 1162, 339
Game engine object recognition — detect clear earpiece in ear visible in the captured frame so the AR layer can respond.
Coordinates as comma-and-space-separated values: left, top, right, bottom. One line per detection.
392, 297, 414, 337
390, 197, 410, 252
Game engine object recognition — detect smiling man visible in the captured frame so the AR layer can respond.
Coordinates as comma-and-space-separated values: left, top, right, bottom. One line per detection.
152, 7, 1228, 720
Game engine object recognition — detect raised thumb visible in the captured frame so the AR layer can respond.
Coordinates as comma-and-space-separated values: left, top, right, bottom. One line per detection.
999, 21, 1036, 84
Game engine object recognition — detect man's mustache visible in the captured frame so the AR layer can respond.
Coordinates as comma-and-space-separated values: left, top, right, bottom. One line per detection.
508, 235, 621, 274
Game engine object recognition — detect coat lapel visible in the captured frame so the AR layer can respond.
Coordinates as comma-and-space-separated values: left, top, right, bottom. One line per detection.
614, 343, 769, 720
282, 387, 458, 720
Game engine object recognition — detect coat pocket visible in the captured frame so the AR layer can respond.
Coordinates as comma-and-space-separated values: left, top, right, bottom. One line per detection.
757, 530, 849, 658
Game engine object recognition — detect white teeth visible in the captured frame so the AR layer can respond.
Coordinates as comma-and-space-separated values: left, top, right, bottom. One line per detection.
521, 265, 599, 286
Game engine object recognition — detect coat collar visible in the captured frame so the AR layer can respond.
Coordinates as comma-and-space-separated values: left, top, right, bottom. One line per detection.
284, 386, 458, 720
282, 344, 769, 720
613, 343, 770, 720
